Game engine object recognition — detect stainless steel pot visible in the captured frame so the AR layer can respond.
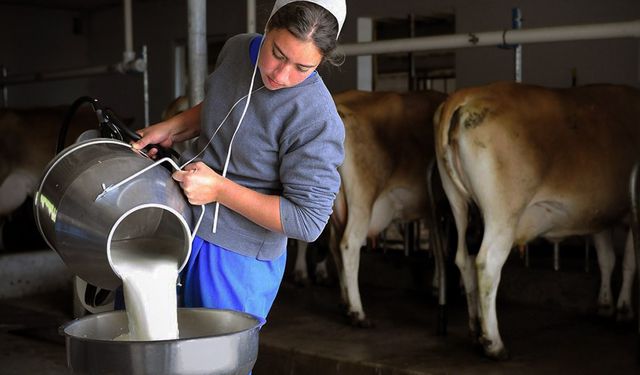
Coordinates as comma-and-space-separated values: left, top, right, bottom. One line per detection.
61, 308, 261, 375
34, 138, 196, 290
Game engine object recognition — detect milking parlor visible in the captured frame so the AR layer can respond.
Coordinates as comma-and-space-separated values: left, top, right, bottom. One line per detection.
1, 0, 639, 374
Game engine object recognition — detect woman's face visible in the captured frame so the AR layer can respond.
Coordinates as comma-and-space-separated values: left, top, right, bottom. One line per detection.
258, 28, 323, 90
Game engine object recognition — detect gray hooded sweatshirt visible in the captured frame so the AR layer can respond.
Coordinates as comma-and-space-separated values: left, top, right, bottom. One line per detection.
184, 33, 344, 260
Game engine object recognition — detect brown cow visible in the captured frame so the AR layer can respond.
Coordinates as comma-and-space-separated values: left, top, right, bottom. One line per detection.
434, 81, 638, 359
328, 89, 447, 326
0, 106, 98, 220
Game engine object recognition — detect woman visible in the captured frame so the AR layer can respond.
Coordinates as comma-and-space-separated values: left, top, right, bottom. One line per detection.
132, 0, 347, 323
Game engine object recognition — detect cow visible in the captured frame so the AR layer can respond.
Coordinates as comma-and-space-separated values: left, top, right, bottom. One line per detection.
434, 81, 638, 359
0, 105, 99, 247
161, 95, 189, 121
327, 89, 447, 327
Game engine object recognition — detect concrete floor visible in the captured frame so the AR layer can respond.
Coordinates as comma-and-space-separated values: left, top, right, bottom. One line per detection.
0, 248, 638, 374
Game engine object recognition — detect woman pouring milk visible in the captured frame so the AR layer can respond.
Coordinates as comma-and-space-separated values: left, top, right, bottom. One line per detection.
132, 0, 346, 326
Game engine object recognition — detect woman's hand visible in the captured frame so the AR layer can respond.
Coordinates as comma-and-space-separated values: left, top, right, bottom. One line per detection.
175, 162, 284, 233
132, 102, 203, 158
131, 122, 175, 159
172, 162, 225, 205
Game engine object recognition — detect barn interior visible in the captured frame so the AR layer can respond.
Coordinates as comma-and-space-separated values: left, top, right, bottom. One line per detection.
1, 0, 639, 374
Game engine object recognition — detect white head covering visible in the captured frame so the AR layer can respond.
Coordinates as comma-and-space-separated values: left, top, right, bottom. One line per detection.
269, 0, 347, 38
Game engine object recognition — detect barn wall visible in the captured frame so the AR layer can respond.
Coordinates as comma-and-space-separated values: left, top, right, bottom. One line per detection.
454, 0, 640, 89
329, 0, 640, 93
0, 5, 91, 109
0, 0, 638, 126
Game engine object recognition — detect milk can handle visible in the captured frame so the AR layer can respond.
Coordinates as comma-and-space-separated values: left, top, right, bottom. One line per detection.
95, 154, 205, 241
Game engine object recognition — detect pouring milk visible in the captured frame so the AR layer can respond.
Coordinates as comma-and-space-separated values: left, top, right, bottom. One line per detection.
110, 237, 181, 341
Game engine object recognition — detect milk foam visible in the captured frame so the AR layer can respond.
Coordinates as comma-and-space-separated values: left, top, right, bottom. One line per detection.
110, 238, 181, 341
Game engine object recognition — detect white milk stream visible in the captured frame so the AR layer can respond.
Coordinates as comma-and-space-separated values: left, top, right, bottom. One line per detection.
110, 238, 182, 341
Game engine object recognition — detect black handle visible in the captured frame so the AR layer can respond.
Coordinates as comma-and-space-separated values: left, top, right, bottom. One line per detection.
60, 96, 182, 163
98, 108, 181, 160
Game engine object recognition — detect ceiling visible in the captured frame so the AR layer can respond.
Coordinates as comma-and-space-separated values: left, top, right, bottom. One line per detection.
0, 0, 136, 11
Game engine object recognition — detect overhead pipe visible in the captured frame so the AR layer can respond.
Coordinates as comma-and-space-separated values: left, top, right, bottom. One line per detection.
1, 65, 120, 86
187, 0, 208, 106
0, 0, 146, 87
339, 19, 640, 56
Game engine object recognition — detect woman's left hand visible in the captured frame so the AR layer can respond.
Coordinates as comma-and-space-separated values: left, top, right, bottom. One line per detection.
172, 161, 224, 205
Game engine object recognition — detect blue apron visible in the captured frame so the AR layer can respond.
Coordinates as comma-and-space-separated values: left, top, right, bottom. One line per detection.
180, 236, 287, 324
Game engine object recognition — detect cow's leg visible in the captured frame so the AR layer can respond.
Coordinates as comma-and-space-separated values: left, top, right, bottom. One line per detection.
475, 225, 514, 360
616, 230, 635, 321
592, 230, 616, 317
0, 170, 34, 216
335, 213, 371, 327
0, 171, 35, 250
453, 208, 481, 340
314, 258, 330, 285
437, 164, 480, 339
328, 224, 347, 304
293, 240, 310, 286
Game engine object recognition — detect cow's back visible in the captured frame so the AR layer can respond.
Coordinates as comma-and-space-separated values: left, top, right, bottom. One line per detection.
0, 106, 98, 181
437, 81, 640, 241
333, 90, 446, 234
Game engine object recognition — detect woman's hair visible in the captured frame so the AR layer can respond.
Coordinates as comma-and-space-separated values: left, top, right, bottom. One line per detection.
267, 1, 344, 67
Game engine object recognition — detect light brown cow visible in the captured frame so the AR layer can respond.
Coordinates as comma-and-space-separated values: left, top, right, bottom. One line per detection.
0, 106, 98, 221
329, 89, 447, 326
434, 81, 638, 359
161, 95, 189, 121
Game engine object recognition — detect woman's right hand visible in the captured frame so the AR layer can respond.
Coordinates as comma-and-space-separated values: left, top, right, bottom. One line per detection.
132, 102, 202, 158
131, 122, 175, 158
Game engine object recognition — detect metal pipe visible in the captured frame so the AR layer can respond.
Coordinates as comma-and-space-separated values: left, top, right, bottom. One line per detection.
340, 19, 640, 56
553, 242, 560, 271
1, 65, 7, 107
628, 163, 640, 363
427, 159, 447, 336
513, 8, 523, 83
247, 0, 256, 34
123, 0, 135, 63
1, 64, 118, 86
187, 0, 208, 106
142, 45, 149, 126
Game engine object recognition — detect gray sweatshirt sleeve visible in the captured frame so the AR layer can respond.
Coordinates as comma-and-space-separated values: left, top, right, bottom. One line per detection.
278, 112, 345, 242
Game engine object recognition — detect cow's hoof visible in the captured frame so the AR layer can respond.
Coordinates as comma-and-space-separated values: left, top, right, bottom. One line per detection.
597, 303, 615, 318
314, 272, 332, 287
485, 347, 510, 361
616, 306, 634, 322
467, 319, 482, 343
347, 313, 374, 328
479, 337, 510, 360
431, 286, 439, 299
293, 274, 311, 287
468, 329, 481, 345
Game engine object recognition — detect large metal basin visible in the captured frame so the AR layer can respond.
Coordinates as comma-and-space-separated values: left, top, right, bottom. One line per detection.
61, 308, 261, 375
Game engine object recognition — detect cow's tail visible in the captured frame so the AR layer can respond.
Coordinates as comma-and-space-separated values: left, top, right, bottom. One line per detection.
434, 98, 472, 199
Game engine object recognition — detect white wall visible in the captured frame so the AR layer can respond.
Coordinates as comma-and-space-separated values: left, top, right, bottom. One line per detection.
1, 0, 638, 125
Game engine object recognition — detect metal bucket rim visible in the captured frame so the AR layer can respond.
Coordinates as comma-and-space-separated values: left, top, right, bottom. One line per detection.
106, 202, 193, 277
34, 138, 135, 252
60, 308, 263, 343
107, 203, 193, 279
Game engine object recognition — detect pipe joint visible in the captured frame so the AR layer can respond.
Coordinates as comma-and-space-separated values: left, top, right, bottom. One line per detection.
116, 57, 146, 74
